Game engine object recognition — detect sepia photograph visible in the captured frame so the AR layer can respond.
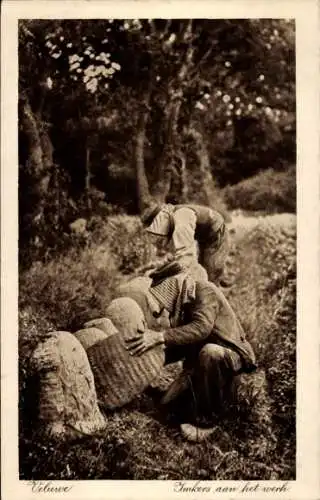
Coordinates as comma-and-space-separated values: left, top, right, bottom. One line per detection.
1, 1, 319, 498
17, 16, 297, 481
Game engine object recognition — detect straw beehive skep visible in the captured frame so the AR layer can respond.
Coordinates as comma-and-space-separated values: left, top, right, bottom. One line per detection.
116, 276, 155, 328
105, 296, 146, 334
74, 325, 112, 351
84, 317, 118, 335
116, 276, 170, 330
31, 331, 107, 440
86, 297, 165, 409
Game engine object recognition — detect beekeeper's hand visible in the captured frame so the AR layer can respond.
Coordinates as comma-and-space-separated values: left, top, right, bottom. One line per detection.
125, 329, 165, 356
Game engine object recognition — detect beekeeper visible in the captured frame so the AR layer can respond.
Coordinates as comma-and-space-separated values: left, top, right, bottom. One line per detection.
125, 266, 256, 431
141, 202, 229, 285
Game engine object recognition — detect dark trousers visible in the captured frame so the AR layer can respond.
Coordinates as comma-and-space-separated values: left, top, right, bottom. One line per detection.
164, 343, 242, 422
198, 225, 229, 283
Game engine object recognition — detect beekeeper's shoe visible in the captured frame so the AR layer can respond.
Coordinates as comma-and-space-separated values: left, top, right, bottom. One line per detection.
180, 423, 217, 443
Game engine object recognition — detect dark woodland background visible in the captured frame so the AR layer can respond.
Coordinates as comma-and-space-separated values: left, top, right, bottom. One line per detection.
19, 19, 295, 268
19, 19, 296, 481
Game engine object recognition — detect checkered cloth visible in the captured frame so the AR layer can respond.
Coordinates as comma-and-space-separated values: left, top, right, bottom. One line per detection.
150, 272, 196, 327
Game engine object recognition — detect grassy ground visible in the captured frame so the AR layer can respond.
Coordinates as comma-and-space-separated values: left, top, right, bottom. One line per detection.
19, 211, 296, 480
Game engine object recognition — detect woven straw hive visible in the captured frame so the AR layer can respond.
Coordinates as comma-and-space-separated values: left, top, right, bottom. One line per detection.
85, 298, 165, 410
84, 317, 119, 333
74, 319, 118, 350
73, 327, 108, 350
31, 331, 107, 440
116, 276, 170, 330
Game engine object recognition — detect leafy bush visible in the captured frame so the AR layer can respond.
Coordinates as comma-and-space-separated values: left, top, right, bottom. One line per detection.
19, 244, 119, 332
222, 167, 296, 213
89, 215, 157, 274
19, 215, 156, 331
224, 213, 296, 476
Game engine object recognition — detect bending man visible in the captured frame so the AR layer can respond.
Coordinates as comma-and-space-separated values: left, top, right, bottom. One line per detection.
141, 202, 229, 284
126, 268, 256, 431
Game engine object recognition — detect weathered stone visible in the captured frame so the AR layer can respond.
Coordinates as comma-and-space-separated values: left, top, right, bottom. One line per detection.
31, 331, 107, 440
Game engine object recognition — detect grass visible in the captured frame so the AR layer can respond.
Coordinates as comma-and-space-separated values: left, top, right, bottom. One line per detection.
19, 211, 296, 480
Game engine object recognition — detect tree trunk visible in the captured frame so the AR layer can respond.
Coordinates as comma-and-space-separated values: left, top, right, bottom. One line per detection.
39, 126, 53, 196
20, 96, 52, 220
178, 152, 188, 202
186, 125, 215, 205
167, 150, 188, 204
135, 89, 153, 212
134, 20, 195, 209
85, 145, 92, 210
21, 97, 44, 176
152, 20, 195, 203
151, 97, 181, 203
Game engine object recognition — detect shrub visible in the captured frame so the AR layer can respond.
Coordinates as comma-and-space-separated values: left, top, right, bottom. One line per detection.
223, 166, 296, 213
19, 243, 119, 332
223, 213, 296, 477
19, 215, 156, 341
88, 215, 157, 274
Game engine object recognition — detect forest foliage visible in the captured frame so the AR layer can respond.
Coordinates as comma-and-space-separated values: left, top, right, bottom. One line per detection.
19, 18, 295, 268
